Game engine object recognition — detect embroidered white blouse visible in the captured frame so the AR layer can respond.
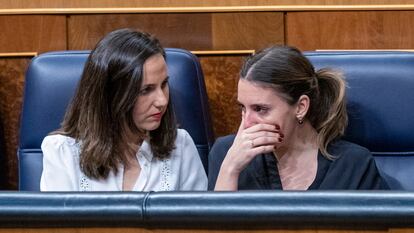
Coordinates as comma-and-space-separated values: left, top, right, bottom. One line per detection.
40, 129, 207, 191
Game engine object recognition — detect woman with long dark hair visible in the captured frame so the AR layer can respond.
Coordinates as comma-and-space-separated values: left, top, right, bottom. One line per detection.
41, 28, 207, 191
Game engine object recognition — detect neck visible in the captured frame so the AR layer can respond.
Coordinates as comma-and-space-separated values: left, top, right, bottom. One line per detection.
123, 128, 147, 161
273, 121, 318, 166
125, 127, 147, 144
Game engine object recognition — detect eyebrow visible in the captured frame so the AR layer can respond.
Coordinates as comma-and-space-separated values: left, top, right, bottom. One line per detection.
141, 76, 169, 88
237, 101, 271, 108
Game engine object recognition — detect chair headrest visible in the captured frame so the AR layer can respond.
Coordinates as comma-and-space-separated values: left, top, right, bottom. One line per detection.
305, 51, 414, 157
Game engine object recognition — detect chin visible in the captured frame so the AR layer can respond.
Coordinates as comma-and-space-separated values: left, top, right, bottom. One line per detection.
142, 123, 161, 131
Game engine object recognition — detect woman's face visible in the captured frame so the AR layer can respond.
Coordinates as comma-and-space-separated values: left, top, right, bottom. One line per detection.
133, 54, 169, 132
237, 79, 298, 139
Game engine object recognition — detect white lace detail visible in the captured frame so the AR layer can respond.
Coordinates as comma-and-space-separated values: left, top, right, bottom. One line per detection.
160, 158, 171, 191
79, 176, 90, 191
72, 140, 90, 191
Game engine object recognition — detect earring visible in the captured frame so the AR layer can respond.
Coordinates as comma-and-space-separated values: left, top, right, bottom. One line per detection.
297, 116, 304, 124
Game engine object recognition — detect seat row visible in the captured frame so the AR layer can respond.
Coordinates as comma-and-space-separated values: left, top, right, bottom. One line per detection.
17, 49, 414, 191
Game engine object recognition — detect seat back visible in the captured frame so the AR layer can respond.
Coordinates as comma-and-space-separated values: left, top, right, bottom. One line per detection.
19, 49, 214, 191
305, 51, 414, 190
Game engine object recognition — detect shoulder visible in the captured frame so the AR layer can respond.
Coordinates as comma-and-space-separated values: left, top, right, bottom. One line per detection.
328, 140, 372, 163
209, 134, 236, 159
42, 134, 77, 149
172, 129, 197, 155
169, 129, 205, 172
41, 134, 79, 158
212, 134, 236, 149
175, 128, 194, 145
176, 128, 191, 139
322, 140, 388, 190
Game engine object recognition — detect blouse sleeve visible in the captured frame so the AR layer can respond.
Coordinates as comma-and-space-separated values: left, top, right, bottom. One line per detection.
40, 135, 78, 191
178, 130, 208, 191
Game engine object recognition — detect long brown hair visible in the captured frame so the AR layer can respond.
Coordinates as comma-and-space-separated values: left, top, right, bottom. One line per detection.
240, 45, 347, 159
56, 28, 177, 179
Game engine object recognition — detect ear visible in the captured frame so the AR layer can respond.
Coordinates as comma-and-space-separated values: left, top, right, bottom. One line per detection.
295, 95, 310, 121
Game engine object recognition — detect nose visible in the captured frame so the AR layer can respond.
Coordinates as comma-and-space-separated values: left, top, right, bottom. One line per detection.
154, 88, 168, 108
243, 110, 258, 129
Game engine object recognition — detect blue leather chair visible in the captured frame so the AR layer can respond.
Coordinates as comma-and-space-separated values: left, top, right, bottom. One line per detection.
305, 51, 414, 190
18, 49, 214, 191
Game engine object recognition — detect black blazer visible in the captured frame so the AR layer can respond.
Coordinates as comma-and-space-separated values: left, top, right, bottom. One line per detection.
208, 135, 389, 190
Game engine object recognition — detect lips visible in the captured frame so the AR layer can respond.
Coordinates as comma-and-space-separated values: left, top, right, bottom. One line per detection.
150, 112, 163, 121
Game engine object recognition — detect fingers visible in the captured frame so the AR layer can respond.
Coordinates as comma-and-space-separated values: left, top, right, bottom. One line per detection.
247, 130, 281, 141
251, 134, 281, 147
244, 123, 280, 134
224, 140, 276, 175
239, 133, 279, 149
242, 125, 283, 147
223, 123, 283, 176
235, 121, 284, 156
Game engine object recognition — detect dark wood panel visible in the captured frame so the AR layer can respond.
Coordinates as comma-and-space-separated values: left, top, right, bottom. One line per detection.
0, 57, 30, 190
286, 11, 414, 50
0, 15, 66, 53
199, 55, 246, 137
68, 12, 284, 51
67, 14, 213, 50
212, 12, 284, 50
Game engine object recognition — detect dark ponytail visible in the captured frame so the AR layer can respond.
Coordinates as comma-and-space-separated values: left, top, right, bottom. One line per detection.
311, 68, 347, 159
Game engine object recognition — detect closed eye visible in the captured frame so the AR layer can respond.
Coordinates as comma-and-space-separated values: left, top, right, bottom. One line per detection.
161, 76, 169, 88
252, 104, 269, 114
139, 85, 155, 96
238, 103, 246, 113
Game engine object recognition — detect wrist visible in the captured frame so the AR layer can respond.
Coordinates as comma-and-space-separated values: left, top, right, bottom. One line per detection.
221, 160, 241, 178
214, 162, 241, 191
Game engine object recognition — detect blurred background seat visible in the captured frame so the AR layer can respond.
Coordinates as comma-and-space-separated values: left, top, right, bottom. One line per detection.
18, 49, 214, 191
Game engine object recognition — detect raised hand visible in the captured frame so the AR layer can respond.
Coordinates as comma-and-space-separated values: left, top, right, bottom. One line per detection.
214, 119, 283, 190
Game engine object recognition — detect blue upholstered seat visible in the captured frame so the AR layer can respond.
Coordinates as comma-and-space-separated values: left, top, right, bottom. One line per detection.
19, 50, 414, 191
18, 49, 214, 191
306, 51, 414, 190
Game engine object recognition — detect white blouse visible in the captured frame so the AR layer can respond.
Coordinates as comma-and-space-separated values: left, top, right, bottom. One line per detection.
40, 129, 207, 191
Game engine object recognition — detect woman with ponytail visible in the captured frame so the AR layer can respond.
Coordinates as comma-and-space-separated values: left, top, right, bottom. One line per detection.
208, 45, 388, 191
